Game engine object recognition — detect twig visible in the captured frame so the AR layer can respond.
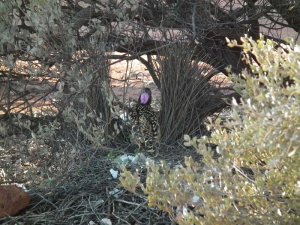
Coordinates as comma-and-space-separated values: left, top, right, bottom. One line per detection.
112, 212, 131, 225
115, 199, 145, 207
30, 192, 59, 210
232, 165, 256, 184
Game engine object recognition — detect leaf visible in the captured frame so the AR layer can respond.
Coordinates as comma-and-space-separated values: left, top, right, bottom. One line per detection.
183, 134, 191, 142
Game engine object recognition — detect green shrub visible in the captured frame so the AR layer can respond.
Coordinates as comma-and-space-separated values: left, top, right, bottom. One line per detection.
120, 36, 300, 225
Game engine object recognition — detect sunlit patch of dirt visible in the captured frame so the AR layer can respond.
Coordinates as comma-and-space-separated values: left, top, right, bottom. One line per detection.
1, 135, 50, 186
0, 132, 74, 189
110, 55, 160, 103
0, 76, 59, 116
0, 58, 61, 116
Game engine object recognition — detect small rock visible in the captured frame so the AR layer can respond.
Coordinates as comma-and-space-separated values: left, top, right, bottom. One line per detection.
0, 185, 31, 218
101, 218, 112, 225
109, 169, 119, 179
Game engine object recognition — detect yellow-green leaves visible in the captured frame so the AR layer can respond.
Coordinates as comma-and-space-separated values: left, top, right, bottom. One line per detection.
119, 168, 140, 193
120, 37, 300, 224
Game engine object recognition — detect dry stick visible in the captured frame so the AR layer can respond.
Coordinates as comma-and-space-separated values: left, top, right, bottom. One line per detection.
128, 213, 144, 225
88, 195, 102, 222
106, 187, 113, 219
107, 41, 172, 67
115, 199, 145, 207
0, 79, 9, 114
192, 1, 197, 40
139, 55, 161, 90
111, 197, 132, 225
122, 55, 131, 104
112, 211, 131, 225
122, 201, 148, 222
232, 165, 256, 184
30, 192, 59, 210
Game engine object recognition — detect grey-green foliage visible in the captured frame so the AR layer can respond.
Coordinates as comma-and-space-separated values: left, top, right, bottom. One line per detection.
120, 37, 300, 225
0, 0, 63, 54
0, 0, 117, 144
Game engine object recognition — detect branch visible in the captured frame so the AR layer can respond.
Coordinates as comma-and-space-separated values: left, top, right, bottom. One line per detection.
268, 0, 300, 32
139, 55, 161, 90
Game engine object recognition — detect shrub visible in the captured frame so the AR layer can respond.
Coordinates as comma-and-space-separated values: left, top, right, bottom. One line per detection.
157, 43, 227, 144
120, 36, 300, 225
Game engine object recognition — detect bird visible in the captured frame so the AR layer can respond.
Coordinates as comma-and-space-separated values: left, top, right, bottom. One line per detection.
130, 87, 159, 153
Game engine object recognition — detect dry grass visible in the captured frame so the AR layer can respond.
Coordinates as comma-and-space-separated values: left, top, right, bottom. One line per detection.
0, 129, 174, 224
156, 43, 229, 144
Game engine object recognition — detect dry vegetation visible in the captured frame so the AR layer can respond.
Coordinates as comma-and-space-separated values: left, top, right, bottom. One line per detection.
1, 1, 299, 224
0, 49, 230, 224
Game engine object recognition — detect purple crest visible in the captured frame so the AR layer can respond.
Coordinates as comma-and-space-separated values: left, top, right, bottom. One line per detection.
140, 93, 150, 105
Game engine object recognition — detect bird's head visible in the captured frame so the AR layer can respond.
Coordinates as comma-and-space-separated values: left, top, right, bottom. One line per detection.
138, 87, 152, 106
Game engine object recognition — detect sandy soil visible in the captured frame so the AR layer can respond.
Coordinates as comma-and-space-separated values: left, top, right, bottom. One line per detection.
110, 56, 160, 103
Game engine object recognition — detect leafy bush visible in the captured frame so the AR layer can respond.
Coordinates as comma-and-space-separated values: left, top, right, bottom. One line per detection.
120, 37, 300, 224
